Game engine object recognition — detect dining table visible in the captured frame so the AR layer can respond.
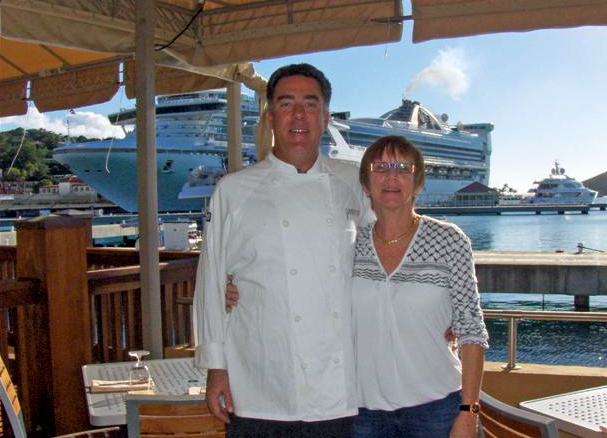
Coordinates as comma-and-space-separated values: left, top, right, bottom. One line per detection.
82, 357, 207, 426
519, 385, 607, 438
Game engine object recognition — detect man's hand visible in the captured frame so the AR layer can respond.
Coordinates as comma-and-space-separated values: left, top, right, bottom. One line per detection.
445, 327, 459, 353
206, 369, 234, 423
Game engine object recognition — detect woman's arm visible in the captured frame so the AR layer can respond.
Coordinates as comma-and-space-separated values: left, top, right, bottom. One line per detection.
450, 344, 484, 438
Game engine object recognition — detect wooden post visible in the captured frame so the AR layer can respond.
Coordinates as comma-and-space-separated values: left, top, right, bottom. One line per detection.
227, 82, 243, 173
135, 0, 163, 359
16, 215, 92, 434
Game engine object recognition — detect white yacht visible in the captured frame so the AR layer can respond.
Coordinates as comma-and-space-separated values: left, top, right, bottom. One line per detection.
522, 160, 598, 205
53, 91, 494, 212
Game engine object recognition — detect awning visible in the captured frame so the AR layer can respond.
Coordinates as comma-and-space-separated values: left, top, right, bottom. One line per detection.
412, 0, 607, 42
0, 0, 404, 115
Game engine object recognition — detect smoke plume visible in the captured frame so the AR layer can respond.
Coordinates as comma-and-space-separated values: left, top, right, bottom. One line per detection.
405, 47, 469, 100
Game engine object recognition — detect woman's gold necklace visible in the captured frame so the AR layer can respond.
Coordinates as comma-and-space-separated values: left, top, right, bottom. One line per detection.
374, 215, 420, 245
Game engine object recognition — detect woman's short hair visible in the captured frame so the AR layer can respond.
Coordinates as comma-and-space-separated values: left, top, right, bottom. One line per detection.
359, 135, 425, 195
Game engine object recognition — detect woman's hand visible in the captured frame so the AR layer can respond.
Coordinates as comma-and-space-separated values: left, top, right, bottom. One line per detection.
225, 274, 240, 313
449, 412, 479, 438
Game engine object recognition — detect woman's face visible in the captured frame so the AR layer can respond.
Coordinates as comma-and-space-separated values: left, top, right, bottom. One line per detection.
364, 150, 417, 211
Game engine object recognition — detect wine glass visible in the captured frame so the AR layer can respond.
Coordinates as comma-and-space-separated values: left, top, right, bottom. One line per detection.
128, 350, 152, 391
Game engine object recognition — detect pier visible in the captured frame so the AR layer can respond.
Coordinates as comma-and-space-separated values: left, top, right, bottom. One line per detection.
417, 202, 607, 215
475, 251, 607, 310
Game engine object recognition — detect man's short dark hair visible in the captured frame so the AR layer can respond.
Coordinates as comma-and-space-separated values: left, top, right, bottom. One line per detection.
266, 63, 332, 108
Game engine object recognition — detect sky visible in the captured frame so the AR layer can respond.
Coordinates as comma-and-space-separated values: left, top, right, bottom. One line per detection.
1, 22, 606, 193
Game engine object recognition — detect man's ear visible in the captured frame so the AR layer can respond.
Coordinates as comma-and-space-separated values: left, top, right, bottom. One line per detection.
362, 183, 370, 196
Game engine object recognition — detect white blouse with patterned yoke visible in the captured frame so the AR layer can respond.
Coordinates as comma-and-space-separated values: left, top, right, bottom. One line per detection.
351, 215, 489, 411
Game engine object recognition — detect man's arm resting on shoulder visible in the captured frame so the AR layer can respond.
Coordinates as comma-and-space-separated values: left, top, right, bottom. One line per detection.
206, 368, 234, 424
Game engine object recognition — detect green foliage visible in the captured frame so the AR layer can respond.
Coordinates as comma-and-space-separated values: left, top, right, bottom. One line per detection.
495, 183, 517, 194
0, 127, 90, 183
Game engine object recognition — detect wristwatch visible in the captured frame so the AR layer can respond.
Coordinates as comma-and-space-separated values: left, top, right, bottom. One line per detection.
459, 402, 481, 414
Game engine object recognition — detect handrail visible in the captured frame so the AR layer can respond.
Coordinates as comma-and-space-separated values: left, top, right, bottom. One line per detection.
482, 309, 607, 369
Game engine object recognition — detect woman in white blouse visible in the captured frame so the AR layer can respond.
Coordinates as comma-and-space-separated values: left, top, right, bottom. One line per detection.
351, 135, 488, 438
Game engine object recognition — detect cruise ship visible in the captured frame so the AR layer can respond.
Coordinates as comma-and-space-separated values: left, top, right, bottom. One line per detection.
52, 90, 494, 212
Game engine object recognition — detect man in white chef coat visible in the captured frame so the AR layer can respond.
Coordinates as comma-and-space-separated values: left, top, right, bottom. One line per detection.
194, 63, 367, 437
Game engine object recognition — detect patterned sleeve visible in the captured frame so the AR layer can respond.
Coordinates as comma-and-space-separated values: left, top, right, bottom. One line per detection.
447, 226, 489, 349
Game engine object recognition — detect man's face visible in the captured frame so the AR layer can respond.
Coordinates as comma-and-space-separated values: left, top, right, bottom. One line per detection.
268, 75, 329, 173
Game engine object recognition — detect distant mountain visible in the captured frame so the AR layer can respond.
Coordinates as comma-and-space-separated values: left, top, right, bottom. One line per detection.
583, 171, 607, 197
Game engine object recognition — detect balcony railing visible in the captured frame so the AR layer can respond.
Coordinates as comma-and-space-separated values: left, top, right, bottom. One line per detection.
483, 309, 607, 369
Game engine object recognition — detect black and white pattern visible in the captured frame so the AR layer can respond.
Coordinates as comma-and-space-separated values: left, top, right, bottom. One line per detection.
353, 216, 489, 348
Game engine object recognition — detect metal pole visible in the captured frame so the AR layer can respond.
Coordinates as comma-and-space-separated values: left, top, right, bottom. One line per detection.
135, 0, 163, 358
502, 316, 521, 370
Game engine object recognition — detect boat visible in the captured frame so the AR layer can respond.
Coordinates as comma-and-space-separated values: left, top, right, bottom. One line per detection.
324, 100, 494, 206
521, 160, 598, 205
52, 90, 494, 213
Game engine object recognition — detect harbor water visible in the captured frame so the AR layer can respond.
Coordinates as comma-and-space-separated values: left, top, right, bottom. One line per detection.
441, 210, 607, 367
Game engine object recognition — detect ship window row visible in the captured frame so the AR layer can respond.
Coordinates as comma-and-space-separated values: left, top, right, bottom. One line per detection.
341, 134, 485, 161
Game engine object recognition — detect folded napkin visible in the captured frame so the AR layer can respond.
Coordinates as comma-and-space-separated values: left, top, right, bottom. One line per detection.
188, 386, 206, 395
89, 378, 154, 393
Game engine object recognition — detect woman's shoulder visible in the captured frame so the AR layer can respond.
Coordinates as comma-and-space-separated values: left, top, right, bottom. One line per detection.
420, 215, 468, 240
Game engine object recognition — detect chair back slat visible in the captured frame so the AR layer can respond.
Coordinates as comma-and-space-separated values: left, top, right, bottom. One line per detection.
0, 354, 27, 438
54, 426, 126, 438
139, 414, 221, 434
479, 391, 559, 438
480, 404, 544, 437
126, 394, 225, 438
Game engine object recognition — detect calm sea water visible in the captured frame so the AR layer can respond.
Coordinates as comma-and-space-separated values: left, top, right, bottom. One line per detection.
434, 210, 607, 367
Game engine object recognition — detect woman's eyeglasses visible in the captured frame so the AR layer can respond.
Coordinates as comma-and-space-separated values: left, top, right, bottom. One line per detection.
369, 161, 415, 174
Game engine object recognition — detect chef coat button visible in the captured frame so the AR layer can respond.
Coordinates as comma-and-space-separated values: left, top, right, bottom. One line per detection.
334, 358, 340, 364
290, 269, 297, 276
294, 315, 302, 322
282, 220, 289, 227
333, 312, 339, 319
271, 178, 279, 185
329, 265, 336, 273
326, 217, 333, 225
301, 363, 308, 370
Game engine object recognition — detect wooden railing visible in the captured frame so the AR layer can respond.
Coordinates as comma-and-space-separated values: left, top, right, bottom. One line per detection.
87, 256, 198, 363
0, 247, 16, 280
0, 217, 202, 436
87, 247, 196, 270
0, 278, 48, 437
0, 246, 18, 373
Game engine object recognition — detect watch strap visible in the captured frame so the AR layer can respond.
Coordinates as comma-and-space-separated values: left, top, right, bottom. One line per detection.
459, 402, 481, 414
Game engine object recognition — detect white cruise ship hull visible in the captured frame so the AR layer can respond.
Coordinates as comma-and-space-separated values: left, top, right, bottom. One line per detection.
53, 93, 494, 213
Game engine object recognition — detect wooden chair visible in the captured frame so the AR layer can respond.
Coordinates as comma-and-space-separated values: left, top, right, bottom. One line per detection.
1, 353, 123, 438
479, 391, 560, 438
125, 393, 225, 438
54, 428, 125, 438
0, 352, 26, 438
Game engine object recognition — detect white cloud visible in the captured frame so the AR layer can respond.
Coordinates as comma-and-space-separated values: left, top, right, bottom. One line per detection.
0, 107, 125, 139
405, 47, 470, 100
